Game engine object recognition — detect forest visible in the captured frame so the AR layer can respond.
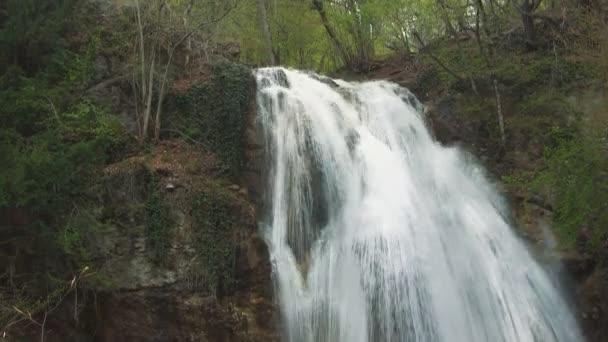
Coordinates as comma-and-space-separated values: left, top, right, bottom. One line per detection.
1, 0, 607, 340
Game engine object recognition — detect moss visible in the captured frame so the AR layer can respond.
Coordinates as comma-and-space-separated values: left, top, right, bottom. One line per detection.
169, 62, 253, 179
191, 180, 247, 295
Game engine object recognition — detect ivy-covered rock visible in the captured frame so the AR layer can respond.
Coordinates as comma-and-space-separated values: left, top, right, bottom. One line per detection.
169, 62, 253, 179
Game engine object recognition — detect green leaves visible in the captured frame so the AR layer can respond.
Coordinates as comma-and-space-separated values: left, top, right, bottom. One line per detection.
0, 0, 77, 73
144, 173, 175, 265
191, 181, 242, 295
170, 62, 251, 179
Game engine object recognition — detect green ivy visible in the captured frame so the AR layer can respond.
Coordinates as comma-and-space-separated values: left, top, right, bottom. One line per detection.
170, 62, 252, 179
144, 172, 174, 265
191, 181, 243, 295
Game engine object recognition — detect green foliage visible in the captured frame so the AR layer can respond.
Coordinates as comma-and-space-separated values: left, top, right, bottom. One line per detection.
191, 181, 244, 295
504, 123, 608, 250
171, 62, 252, 178
59, 208, 109, 262
0, 0, 77, 74
0, 9, 134, 331
531, 126, 608, 248
0, 100, 127, 212
144, 172, 174, 265
0, 23, 129, 211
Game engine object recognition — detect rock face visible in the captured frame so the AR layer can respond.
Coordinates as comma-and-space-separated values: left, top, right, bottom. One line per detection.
80, 141, 277, 342
49, 63, 279, 342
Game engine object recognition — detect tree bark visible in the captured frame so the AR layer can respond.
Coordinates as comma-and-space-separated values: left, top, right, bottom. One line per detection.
258, 0, 277, 65
513, 0, 541, 47
183, 0, 194, 66
142, 50, 155, 141
135, 0, 146, 105
493, 78, 506, 147
522, 0, 537, 45
312, 0, 352, 69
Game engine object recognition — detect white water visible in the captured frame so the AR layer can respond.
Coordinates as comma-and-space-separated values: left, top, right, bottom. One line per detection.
255, 68, 583, 342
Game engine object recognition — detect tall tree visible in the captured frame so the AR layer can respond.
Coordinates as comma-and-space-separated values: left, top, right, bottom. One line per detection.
125, 0, 236, 142
312, 0, 353, 69
258, 0, 278, 65
513, 0, 543, 46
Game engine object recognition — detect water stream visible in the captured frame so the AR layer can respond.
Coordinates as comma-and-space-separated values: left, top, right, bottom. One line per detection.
255, 68, 583, 342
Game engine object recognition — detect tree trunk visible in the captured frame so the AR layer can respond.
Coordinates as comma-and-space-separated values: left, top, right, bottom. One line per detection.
258, 0, 277, 65
154, 47, 174, 142
520, 0, 537, 46
183, 0, 194, 66
493, 78, 506, 147
142, 50, 156, 142
312, 0, 352, 69
135, 0, 146, 105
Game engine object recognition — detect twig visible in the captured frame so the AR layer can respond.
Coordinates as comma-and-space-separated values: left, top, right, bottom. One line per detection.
413, 31, 464, 82
493, 78, 506, 147
85, 75, 128, 94
45, 97, 62, 126
40, 310, 47, 342
2, 267, 93, 337
159, 128, 209, 148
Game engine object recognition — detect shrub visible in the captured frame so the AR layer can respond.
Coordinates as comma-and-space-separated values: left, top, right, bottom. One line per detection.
530, 126, 608, 249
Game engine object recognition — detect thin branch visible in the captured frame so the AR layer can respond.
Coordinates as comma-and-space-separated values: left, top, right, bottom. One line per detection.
413, 31, 464, 81
172, 1, 237, 52
2, 268, 93, 336
85, 75, 128, 94
159, 128, 210, 148
45, 97, 62, 126
493, 78, 506, 147
40, 310, 47, 342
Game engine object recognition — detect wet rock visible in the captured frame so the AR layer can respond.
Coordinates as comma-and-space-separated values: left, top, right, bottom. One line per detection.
274, 69, 290, 88
308, 73, 340, 88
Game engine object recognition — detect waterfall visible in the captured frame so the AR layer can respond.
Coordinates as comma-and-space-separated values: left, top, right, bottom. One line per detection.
255, 68, 583, 342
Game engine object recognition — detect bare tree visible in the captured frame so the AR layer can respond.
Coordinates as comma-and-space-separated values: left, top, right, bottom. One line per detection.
312, 0, 353, 69
129, 0, 237, 143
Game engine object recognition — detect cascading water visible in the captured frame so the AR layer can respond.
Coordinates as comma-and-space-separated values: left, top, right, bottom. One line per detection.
255, 67, 583, 342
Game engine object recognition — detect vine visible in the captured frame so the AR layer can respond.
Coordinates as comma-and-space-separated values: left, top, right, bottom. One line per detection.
170, 62, 252, 179
191, 180, 246, 295
144, 171, 174, 265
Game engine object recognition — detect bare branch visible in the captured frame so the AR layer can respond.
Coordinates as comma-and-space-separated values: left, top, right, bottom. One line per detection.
413, 31, 463, 81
